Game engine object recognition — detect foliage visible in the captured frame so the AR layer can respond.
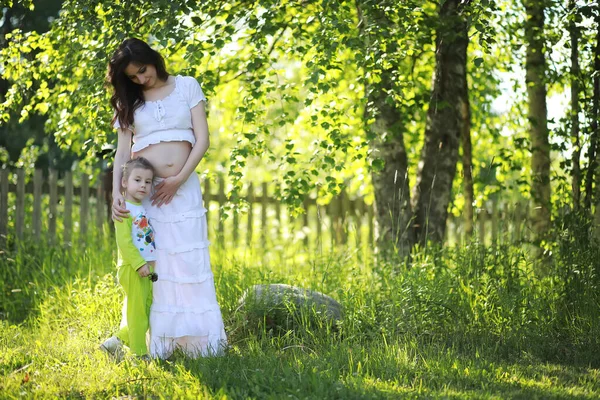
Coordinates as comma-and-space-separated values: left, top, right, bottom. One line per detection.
0, 0, 69, 170
0, 0, 580, 208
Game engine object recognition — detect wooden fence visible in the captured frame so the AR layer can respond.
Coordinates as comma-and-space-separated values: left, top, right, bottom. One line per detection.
0, 168, 377, 249
0, 169, 108, 245
0, 168, 531, 249
445, 201, 533, 246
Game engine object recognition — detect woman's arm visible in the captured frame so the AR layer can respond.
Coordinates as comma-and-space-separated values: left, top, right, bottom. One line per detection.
112, 128, 133, 221
151, 102, 210, 206
179, 101, 210, 182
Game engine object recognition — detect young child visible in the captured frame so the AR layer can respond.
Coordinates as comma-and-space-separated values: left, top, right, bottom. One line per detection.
101, 157, 157, 357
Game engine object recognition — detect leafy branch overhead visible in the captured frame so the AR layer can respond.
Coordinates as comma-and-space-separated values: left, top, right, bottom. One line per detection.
1, 1, 371, 203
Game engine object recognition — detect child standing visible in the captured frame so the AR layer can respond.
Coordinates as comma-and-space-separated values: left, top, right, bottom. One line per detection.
101, 157, 157, 357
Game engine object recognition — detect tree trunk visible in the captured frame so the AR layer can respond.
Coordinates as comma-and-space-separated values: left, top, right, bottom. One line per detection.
357, 2, 414, 257
461, 80, 474, 239
569, 0, 581, 210
370, 111, 414, 257
592, 11, 600, 238
524, 0, 551, 241
412, 0, 470, 245
585, 8, 600, 212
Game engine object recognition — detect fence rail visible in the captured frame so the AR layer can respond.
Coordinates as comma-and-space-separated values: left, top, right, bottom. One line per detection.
0, 168, 377, 249
0, 168, 531, 249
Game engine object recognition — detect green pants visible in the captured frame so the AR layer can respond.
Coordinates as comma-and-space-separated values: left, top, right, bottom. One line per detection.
115, 265, 152, 355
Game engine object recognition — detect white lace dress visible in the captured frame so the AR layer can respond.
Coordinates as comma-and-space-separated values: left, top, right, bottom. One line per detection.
144, 173, 227, 358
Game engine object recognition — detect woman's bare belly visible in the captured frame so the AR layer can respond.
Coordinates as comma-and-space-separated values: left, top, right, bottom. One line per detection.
133, 141, 192, 178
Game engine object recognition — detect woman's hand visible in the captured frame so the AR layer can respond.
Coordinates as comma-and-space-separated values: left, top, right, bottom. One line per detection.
151, 175, 183, 207
112, 192, 130, 222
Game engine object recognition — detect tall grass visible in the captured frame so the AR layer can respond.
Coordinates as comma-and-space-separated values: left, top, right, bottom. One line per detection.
1, 216, 600, 398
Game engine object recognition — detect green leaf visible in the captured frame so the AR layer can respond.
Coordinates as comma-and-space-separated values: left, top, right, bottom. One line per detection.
371, 158, 385, 172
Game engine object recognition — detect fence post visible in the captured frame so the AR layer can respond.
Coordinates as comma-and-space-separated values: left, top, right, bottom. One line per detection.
275, 196, 281, 241
247, 182, 254, 246
80, 173, 89, 241
64, 171, 73, 244
513, 202, 522, 243
524, 201, 531, 242
478, 208, 486, 245
218, 176, 225, 246
103, 169, 113, 225
33, 169, 42, 241
491, 199, 498, 245
367, 202, 374, 248
355, 198, 363, 249
328, 200, 337, 246
96, 174, 105, 234
0, 168, 8, 246
303, 197, 309, 247
203, 178, 211, 215
233, 206, 239, 246
204, 179, 212, 235
48, 169, 58, 244
261, 182, 268, 247
16, 169, 25, 241
316, 195, 322, 248
341, 189, 349, 245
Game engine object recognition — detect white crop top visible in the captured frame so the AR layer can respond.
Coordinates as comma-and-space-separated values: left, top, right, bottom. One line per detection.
113, 75, 207, 153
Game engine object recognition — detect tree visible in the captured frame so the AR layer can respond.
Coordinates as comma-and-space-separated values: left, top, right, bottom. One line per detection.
524, 0, 551, 242
586, 4, 600, 213
568, 0, 581, 209
412, 0, 472, 245
461, 63, 474, 239
591, 6, 600, 238
356, 1, 416, 257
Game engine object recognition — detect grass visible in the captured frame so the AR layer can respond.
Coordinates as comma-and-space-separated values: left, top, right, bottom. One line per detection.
1, 223, 600, 399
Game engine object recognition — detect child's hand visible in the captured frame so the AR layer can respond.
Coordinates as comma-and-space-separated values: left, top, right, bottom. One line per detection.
137, 264, 150, 278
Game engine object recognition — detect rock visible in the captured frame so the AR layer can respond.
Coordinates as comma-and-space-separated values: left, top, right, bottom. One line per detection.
237, 284, 342, 331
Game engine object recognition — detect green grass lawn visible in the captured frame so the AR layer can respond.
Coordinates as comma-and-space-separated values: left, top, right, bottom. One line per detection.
1, 231, 600, 399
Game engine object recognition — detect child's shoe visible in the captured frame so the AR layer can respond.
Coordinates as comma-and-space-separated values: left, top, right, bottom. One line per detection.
137, 354, 152, 362
100, 336, 123, 355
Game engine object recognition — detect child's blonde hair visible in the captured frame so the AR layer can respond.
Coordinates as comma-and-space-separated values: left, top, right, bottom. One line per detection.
122, 157, 154, 180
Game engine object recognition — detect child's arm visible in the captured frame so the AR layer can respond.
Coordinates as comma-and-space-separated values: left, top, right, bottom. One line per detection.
114, 217, 147, 274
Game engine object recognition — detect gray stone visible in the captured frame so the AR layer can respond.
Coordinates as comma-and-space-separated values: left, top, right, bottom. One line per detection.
237, 284, 343, 330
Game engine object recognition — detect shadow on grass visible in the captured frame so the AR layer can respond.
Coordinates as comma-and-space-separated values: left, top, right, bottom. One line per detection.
123, 342, 600, 399
156, 352, 401, 399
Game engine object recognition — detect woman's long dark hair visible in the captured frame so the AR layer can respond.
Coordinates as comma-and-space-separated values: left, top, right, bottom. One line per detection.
107, 38, 169, 130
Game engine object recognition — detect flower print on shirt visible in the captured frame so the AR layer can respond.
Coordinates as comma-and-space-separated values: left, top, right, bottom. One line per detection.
132, 212, 157, 257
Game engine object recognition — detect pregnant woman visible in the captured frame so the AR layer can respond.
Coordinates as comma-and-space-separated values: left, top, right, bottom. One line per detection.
107, 37, 227, 359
